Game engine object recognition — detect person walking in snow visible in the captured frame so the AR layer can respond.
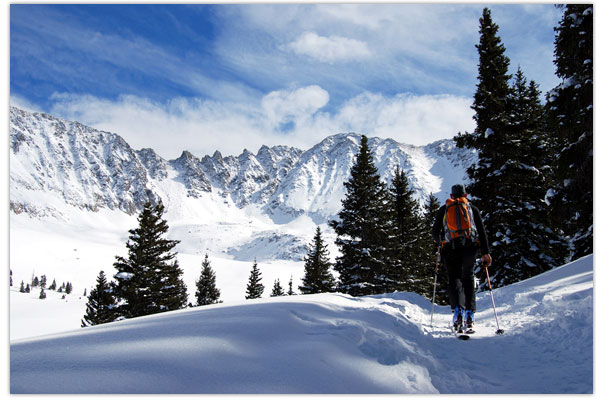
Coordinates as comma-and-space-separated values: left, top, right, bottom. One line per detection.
432, 184, 492, 333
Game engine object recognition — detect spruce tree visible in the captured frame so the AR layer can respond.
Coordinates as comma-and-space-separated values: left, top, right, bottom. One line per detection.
39, 288, 46, 299
546, 4, 593, 259
82, 270, 118, 327
195, 254, 222, 306
40, 275, 47, 289
270, 279, 285, 297
384, 167, 429, 295
25, 283, 30, 293
19, 281, 25, 293
245, 260, 264, 299
330, 135, 390, 296
455, 8, 516, 288
49, 279, 57, 291
423, 193, 449, 305
287, 276, 296, 296
491, 68, 568, 285
299, 227, 335, 294
112, 201, 188, 318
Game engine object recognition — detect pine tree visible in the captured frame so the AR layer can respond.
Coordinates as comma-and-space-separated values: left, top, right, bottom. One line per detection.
32, 276, 39, 287
455, 8, 516, 288
299, 227, 335, 294
25, 283, 30, 293
423, 194, 449, 305
112, 201, 188, 319
39, 288, 46, 299
245, 260, 264, 299
40, 275, 47, 289
489, 68, 568, 285
195, 254, 222, 306
65, 282, 73, 294
82, 270, 118, 327
546, 4, 593, 259
330, 135, 390, 296
49, 279, 57, 291
287, 276, 296, 296
270, 279, 285, 297
19, 281, 25, 293
384, 167, 429, 295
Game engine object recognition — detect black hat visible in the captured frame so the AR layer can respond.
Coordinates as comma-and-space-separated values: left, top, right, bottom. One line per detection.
451, 184, 466, 197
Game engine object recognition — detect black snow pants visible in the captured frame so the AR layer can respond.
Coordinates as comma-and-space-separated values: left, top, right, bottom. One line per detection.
444, 245, 478, 312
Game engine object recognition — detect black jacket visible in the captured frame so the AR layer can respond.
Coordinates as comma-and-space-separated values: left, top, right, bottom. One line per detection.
432, 202, 491, 255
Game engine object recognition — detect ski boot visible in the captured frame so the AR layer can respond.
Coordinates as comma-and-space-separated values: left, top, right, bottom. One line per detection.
465, 310, 475, 334
452, 306, 464, 333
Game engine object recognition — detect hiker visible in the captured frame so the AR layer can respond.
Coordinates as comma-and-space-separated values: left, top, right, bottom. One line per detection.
432, 184, 492, 333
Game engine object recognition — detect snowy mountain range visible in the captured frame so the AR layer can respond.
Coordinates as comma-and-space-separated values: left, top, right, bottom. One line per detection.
10, 106, 476, 225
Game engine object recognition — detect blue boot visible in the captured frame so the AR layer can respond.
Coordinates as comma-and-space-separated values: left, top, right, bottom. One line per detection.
452, 306, 463, 332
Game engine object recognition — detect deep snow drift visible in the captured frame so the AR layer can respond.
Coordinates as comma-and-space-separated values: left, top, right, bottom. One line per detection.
10, 254, 593, 394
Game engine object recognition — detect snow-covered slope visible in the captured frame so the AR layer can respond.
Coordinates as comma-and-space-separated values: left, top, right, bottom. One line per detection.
10, 255, 593, 394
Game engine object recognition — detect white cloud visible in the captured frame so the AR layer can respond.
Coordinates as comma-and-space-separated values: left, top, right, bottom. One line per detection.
261, 85, 329, 127
43, 88, 473, 160
287, 32, 371, 63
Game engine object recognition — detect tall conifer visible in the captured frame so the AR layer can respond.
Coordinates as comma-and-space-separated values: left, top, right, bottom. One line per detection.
112, 201, 187, 318
330, 135, 390, 296
546, 4, 593, 258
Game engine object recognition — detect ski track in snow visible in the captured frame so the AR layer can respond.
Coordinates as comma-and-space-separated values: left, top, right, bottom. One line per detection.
10, 255, 593, 394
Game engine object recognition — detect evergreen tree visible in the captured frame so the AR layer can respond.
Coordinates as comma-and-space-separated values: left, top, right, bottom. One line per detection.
299, 227, 335, 294
25, 283, 30, 293
65, 282, 73, 294
19, 281, 25, 293
490, 68, 568, 285
112, 201, 188, 319
81, 270, 118, 327
40, 275, 47, 289
546, 4, 593, 259
32, 276, 39, 287
245, 260, 264, 299
270, 279, 285, 297
330, 135, 390, 296
384, 167, 429, 295
39, 288, 46, 299
49, 279, 57, 291
195, 254, 222, 306
423, 194, 449, 305
287, 276, 296, 296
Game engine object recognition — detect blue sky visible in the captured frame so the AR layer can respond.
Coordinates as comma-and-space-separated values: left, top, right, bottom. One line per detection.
9, 3, 563, 159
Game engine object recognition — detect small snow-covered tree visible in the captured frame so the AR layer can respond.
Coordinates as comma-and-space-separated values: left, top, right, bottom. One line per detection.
270, 279, 285, 297
300, 227, 335, 294
39, 288, 46, 300
245, 260, 264, 299
82, 270, 118, 327
195, 254, 222, 306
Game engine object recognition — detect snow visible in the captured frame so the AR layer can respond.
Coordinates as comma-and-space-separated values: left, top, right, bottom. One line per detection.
10, 255, 593, 394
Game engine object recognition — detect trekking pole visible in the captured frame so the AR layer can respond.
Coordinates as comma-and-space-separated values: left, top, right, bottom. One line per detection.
430, 245, 441, 329
484, 261, 505, 335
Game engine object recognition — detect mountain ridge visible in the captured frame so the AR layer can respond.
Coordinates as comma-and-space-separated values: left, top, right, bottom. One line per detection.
10, 106, 476, 223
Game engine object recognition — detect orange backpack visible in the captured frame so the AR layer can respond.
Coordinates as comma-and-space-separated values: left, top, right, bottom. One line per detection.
443, 197, 478, 248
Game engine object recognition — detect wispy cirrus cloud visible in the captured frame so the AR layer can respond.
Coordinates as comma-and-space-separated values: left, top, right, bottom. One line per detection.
286, 32, 371, 63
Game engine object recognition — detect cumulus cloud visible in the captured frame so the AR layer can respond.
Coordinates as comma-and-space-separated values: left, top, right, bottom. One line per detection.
41, 88, 473, 160
261, 85, 329, 128
287, 32, 371, 63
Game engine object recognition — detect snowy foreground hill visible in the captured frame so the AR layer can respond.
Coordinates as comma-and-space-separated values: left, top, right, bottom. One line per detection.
10, 254, 593, 394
